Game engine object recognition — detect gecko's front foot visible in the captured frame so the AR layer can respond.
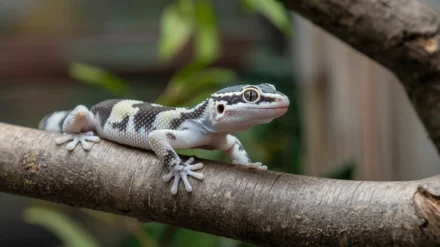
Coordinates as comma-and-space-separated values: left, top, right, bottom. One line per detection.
233, 160, 268, 170
162, 157, 204, 195
55, 131, 100, 151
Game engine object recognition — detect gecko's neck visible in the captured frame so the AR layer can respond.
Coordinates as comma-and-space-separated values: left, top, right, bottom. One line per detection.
188, 98, 218, 133
186, 98, 210, 121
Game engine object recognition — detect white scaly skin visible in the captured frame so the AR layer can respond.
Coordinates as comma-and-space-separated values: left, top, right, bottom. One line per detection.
39, 83, 290, 194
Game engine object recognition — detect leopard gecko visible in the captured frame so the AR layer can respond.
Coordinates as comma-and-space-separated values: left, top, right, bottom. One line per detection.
39, 83, 290, 194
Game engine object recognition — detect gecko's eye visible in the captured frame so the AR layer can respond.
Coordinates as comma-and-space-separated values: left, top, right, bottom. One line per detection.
243, 89, 259, 103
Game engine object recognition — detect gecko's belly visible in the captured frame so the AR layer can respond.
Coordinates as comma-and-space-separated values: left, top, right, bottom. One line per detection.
97, 128, 152, 150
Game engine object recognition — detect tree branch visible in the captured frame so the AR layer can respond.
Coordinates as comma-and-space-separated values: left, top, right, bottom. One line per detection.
0, 123, 439, 246
281, 0, 440, 153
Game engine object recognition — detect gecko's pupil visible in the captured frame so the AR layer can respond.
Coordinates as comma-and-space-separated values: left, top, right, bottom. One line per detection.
244, 90, 258, 102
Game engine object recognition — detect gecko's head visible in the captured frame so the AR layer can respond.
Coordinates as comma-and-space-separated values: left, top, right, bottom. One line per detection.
206, 83, 290, 132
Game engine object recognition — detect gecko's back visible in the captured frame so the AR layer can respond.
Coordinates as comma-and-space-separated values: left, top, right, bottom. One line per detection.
91, 99, 208, 149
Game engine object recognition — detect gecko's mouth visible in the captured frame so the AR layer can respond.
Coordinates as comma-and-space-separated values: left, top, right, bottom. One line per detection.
242, 106, 289, 118
243, 107, 289, 110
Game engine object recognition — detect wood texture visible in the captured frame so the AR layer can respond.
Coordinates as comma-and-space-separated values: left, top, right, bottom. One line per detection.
0, 123, 439, 246
282, 0, 440, 153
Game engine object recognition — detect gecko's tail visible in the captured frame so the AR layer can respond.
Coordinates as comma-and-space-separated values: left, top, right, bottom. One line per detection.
38, 110, 72, 133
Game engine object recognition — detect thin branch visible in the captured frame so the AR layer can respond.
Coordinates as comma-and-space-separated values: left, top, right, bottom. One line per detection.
281, 0, 440, 153
0, 123, 439, 246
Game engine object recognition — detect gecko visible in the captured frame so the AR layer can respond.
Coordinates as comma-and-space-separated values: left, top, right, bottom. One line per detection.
39, 83, 290, 194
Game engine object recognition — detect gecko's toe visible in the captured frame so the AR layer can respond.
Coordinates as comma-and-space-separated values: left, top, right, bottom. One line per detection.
164, 157, 204, 194
55, 134, 74, 145
80, 139, 91, 150
187, 170, 204, 180
181, 173, 193, 192
162, 170, 174, 182
184, 157, 194, 164
56, 132, 99, 151
65, 139, 80, 151
84, 136, 100, 142
233, 160, 267, 170
170, 174, 180, 195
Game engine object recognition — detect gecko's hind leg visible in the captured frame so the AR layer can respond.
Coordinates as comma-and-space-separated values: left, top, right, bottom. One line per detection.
55, 105, 100, 151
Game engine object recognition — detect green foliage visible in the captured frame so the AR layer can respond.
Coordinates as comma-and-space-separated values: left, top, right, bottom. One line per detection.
158, 0, 291, 89
194, 0, 219, 63
241, 0, 291, 35
157, 61, 237, 106
124, 222, 244, 247
158, 0, 194, 62
23, 207, 100, 247
69, 62, 133, 97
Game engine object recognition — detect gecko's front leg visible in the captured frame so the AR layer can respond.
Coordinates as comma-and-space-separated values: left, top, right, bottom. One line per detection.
216, 134, 267, 170
148, 129, 206, 194
54, 105, 100, 151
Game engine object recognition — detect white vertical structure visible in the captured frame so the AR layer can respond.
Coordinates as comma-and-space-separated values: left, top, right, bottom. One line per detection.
293, 15, 440, 180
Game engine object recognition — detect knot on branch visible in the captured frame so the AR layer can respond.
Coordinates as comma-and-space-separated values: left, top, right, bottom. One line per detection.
415, 183, 440, 240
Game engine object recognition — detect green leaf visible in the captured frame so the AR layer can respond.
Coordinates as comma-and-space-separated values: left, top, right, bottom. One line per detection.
157, 66, 236, 106
240, 0, 257, 12
168, 228, 219, 247
326, 161, 356, 180
241, 0, 291, 35
69, 62, 133, 97
194, 0, 219, 63
23, 207, 100, 247
158, 0, 194, 61
169, 60, 207, 87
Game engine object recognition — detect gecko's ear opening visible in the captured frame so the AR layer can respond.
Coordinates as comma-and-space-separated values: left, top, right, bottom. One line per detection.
217, 104, 225, 114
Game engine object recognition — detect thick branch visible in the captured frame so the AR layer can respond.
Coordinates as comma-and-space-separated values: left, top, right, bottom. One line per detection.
0, 123, 439, 246
282, 0, 440, 152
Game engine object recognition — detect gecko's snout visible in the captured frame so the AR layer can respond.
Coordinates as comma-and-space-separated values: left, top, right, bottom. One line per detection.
278, 95, 290, 107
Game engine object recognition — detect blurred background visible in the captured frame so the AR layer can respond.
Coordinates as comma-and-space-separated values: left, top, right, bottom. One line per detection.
0, 0, 439, 246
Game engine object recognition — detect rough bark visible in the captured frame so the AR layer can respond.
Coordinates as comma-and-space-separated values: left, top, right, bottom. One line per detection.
281, 0, 440, 152
0, 123, 439, 246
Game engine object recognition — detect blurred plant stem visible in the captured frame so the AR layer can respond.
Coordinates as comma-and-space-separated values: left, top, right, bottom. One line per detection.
23, 207, 101, 247
69, 62, 135, 98
81, 208, 158, 247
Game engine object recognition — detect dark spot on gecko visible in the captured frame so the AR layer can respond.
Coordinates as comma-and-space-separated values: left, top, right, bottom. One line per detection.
211, 94, 245, 105
91, 99, 121, 129
169, 100, 209, 129
111, 115, 129, 132
132, 103, 176, 132
235, 140, 245, 151
166, 132, 177, 140
163, 150, 178, 167
245, 153, 251, 162
259, 95, 276, 103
